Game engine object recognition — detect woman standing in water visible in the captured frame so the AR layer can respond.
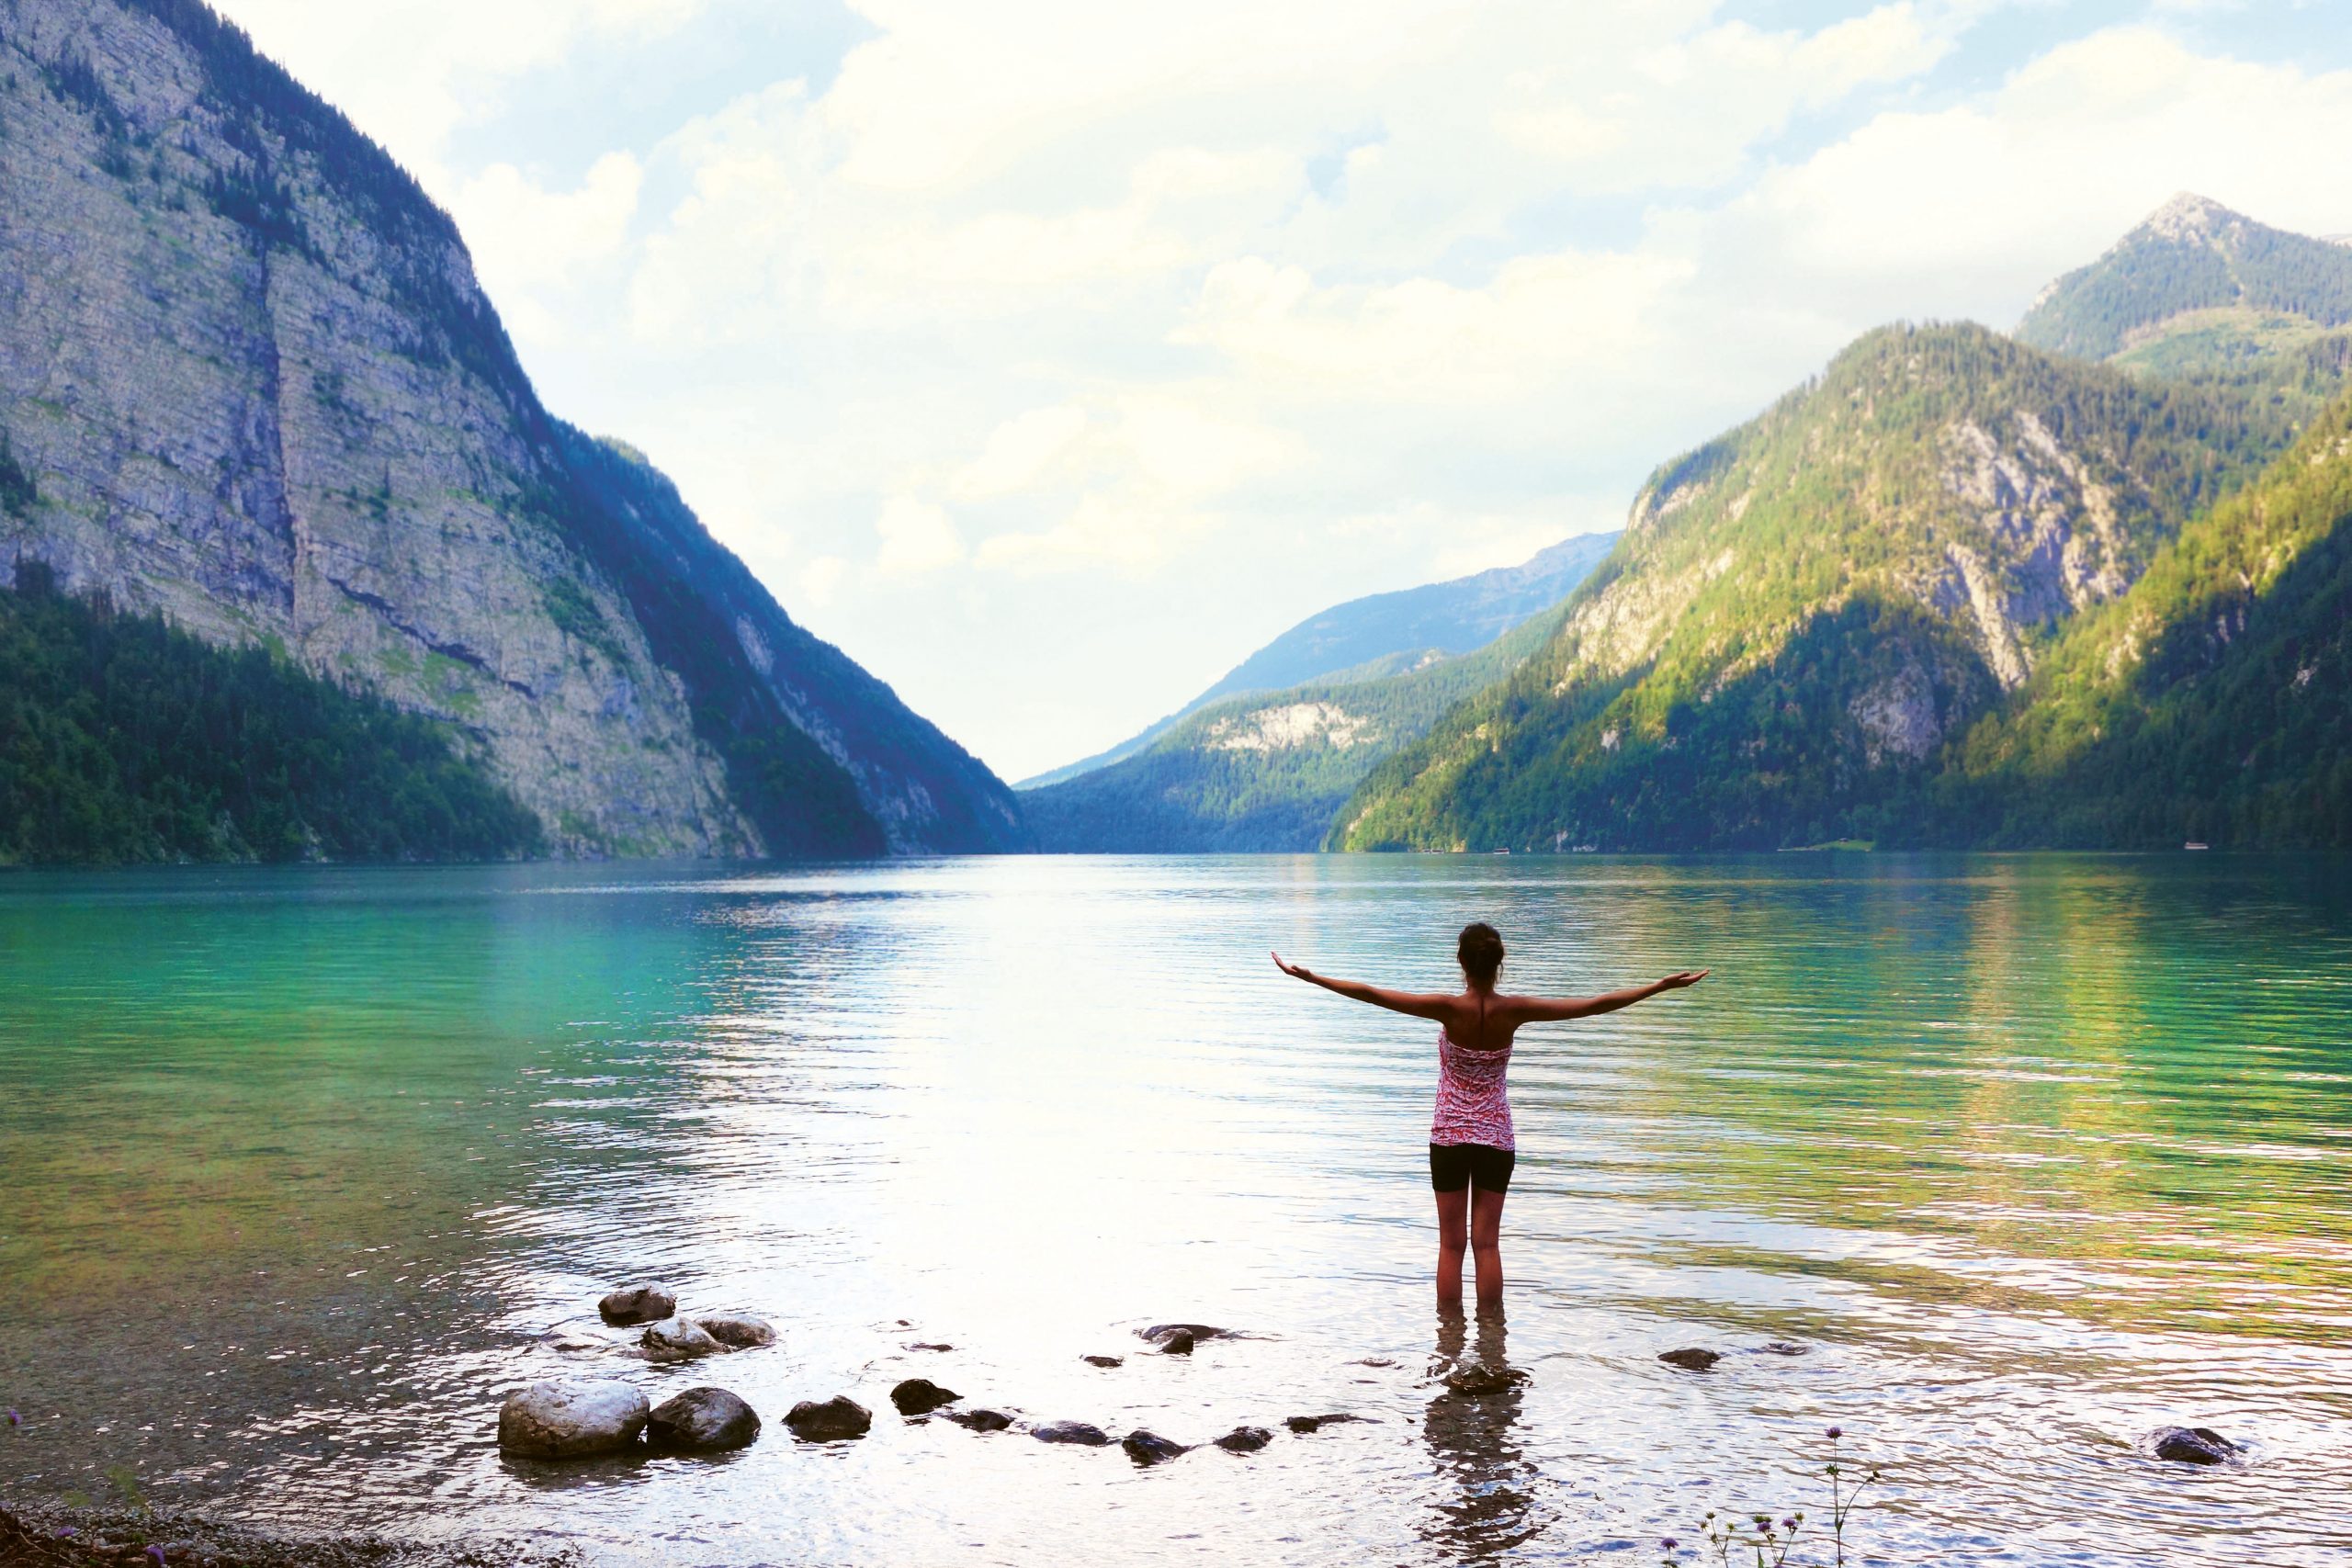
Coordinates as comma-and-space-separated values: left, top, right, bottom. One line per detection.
1273, 924, 1705, 1312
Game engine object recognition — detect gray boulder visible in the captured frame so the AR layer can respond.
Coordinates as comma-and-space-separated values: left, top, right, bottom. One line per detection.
2151, 1427, 2238, 1465
647, 1387, 760, 1453
641, 1318, 724, 1361
1214, 1426, 1272, 1453
785, 1396, 872, 1442
1657, 1348, 1721, 1372
1122, 1428, 1191, 1464
1033, 1420, 1112, 1446
497, 1380, 650, 1458
1156, 1330, 1196, 1356
598, 1283, 675, 1325
698, 1315, 776, 1349
890, 1377, 960, 1416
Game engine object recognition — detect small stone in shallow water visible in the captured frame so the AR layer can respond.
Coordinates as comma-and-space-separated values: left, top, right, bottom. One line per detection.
1350, 1357, 1397, 1369
1033, 1420, 1113, 1446
698, 1315, 776, 1349
1760, 1341, 1808, 1357
890, 1377, 961, 1416
1141, 1323, 1232, 1345
640, 1318, 724, 1360
1122, 1428, 1191, 1464
597, 1283, 675, 1325
1214, 1426, 1272, 1453
648, 1387, 760, 1452
1657, 1348, 1721, 1372
498, 1379, 650, 1458
785, 1396, 872, 1442
1082, 1354, 1124, 1368
1157, 1330, 1196, 1356
904, 1341, 953, 1352
2151, 1427, 2238, 1465
1442, 1363, 1527, 1396
944, 1408, 1013, 1432
1286, 1414, 1371, 1434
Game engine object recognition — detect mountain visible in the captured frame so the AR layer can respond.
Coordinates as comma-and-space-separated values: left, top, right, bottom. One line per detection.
1019, 530, 1616, 788
1021, 607, 1562, 852
1332, 320, 2335, 852
2018, 193, 2352, 374
0, 0, 1025, 859
1934, 378, 2352, 847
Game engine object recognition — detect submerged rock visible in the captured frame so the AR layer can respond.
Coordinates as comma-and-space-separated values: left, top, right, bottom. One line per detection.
1657, 1348, 1721, 1372
1156, 1330, 1196, 1357
1759, 1341, 1809, 1357
1441, 1363, 1527, 1396
890, 1378, 961, 1416
904, 1341, 953, 1352
640, 1318, 724, 1360
1141, 1323, 1232, 1345
784, 1396, 872, 1442
497, 1379, 650, 1458
1032, 1420, 1113, 1446
2151, 1427, 2239, 1465
1081, 1354, 1124, 1369
1214, 1426, 1272, 1453
598, 1283, 676, 1326
1285, 1414, 1371, 1434
648, 1387, 760, 1453
1122, 1428, 1191, 1465
944, 1408, 1014, 1432
698, 1315, 776, 1349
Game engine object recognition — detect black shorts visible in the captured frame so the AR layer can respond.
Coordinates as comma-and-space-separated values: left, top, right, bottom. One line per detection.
1429, 1143, 1515, 1194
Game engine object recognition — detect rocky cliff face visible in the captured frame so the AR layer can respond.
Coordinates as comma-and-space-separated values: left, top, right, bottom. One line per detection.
0, 0, 1025, 855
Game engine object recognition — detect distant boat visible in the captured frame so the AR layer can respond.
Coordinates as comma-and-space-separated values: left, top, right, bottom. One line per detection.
2185, 841, 2210, 851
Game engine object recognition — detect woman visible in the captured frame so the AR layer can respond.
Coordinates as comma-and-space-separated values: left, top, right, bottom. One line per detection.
1272, 924, 1705, 1311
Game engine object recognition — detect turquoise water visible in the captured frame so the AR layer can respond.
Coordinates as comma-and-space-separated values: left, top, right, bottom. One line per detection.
1, 855, 2348, 1564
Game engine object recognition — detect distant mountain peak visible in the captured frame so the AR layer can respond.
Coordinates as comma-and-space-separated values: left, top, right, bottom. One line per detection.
2017, 196, 2352, 365
2138, 191, 2243, 244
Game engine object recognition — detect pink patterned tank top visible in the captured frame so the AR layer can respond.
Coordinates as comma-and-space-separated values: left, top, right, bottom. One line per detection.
1431, 1030, 1514, 1151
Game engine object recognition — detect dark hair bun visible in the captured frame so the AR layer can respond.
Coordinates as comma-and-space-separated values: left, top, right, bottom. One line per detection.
1457, 921, 1504, 987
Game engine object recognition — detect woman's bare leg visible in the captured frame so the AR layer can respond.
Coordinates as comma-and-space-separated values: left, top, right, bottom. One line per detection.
1470, 1187, 1507, 1311
1434, 1186, 1470, 1309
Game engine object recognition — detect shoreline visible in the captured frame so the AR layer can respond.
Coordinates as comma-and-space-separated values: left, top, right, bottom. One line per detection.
0, 1503, 580, 1568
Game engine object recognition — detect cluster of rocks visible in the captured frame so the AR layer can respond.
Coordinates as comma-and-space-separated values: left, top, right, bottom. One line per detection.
496, 1283, 774, 1460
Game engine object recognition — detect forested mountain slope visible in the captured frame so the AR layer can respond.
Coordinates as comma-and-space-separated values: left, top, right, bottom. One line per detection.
0, 0, 1024, 858
1333, 322, 2325, 852
2018, 193, 2352, 374
1020, 531, 1615, 789
1937, 384, 2352, 847
1024, 609, 1562, 852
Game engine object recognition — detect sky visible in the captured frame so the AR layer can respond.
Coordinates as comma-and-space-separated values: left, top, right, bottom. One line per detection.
208, 0, 2352, 782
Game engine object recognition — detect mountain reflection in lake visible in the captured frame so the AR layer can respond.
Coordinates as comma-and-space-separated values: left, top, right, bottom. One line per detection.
1, 854, 2348, 1565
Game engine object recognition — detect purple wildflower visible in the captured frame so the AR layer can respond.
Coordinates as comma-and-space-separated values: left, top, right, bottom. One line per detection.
5, 1408, 17, 1427
1826, 1425, 1842, 1438
1662, 1539, 1678, 1550
146, 1548, 166, 1565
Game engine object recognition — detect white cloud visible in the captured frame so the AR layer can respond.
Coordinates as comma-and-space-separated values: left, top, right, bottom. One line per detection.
953, 406, 1089, 499
875, 496, 967, 574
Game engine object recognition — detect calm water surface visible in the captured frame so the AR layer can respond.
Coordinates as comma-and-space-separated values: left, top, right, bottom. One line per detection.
1, 855, 2348, 1565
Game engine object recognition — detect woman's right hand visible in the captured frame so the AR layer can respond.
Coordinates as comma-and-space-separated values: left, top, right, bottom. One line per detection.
1272, 952, 1317, 982
1658, 969, 1710, 989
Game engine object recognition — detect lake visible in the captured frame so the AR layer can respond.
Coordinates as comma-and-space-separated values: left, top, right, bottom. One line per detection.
2, 854, 2348, 1565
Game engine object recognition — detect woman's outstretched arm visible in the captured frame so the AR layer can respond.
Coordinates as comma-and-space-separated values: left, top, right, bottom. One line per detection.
1511, 970, 1709, 1023
1272, 952, 1454, 1021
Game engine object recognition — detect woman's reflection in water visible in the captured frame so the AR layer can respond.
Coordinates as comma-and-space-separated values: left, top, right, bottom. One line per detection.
1421, 1307, 1546, 1561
